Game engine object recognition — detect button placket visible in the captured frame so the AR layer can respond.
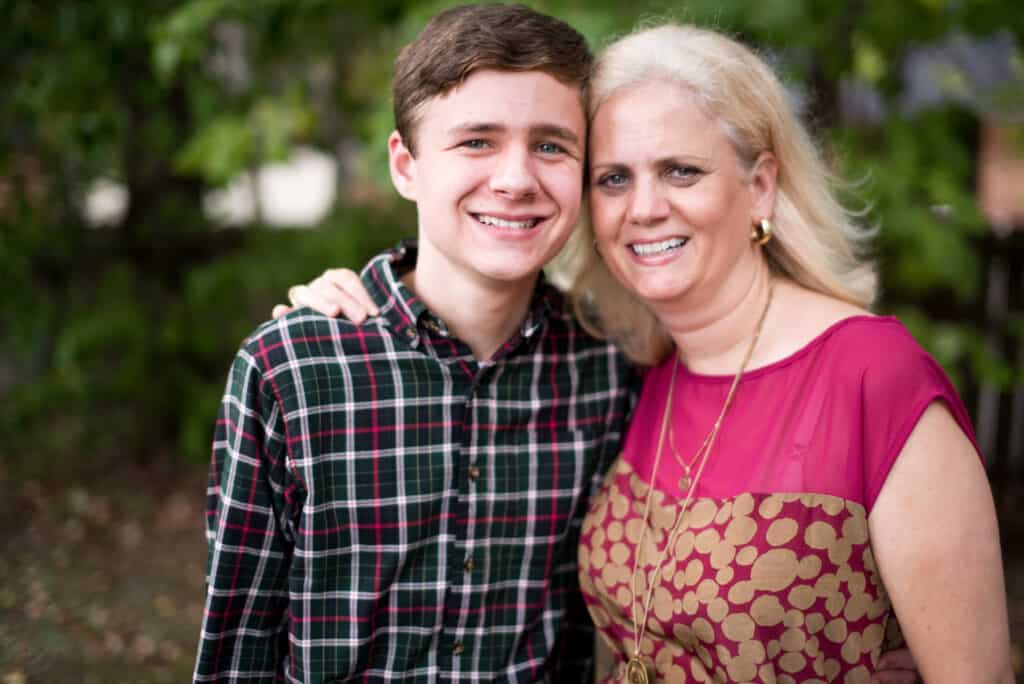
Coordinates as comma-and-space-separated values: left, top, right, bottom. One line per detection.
402, 326, 419, 347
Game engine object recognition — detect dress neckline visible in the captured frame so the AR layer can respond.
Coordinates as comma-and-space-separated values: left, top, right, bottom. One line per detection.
674, 314, 895, 382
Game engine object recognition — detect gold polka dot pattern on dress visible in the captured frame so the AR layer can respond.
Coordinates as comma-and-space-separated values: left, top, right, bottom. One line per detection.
766, 518, 799, 546
578, 460, 892, 682
736, 546, 758, 566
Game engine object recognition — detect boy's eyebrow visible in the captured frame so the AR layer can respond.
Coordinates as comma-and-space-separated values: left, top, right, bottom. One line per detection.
445, 122, 581, 146
446, 122, 503, 136
531, 124, 581, 146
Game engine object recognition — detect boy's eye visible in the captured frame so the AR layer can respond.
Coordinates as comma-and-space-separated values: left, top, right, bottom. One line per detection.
536, 141, 566, 155
459, 139, 490, 150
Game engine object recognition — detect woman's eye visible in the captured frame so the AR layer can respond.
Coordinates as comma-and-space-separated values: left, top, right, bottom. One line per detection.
596, 172, 628, 188
668, 165, 702, 181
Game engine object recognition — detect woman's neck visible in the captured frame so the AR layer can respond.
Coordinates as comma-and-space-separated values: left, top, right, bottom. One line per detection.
652, 266, 777, 375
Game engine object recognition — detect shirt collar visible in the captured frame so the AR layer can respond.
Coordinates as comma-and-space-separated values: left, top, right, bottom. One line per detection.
361, 239, 556, 353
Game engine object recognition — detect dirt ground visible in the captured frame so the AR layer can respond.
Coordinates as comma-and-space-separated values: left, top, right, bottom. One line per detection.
0, 466, 207, 683
1, 465, 1021, 682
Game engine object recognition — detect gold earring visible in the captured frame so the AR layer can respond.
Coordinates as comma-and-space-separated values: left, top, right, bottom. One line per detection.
751, 218, 772, 246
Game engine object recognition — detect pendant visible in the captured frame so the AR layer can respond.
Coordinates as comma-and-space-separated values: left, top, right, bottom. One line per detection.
678, 463, 692, 492
625, 655, 652, 684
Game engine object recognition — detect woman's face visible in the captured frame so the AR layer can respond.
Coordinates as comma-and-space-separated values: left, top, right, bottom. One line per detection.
588, 81, 776, 311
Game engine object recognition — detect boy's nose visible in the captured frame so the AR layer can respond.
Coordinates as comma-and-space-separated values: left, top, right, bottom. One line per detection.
489, 148, 539, 198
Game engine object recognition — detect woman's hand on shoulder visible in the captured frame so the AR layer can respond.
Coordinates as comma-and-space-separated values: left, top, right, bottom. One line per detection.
272, 268, 379, 323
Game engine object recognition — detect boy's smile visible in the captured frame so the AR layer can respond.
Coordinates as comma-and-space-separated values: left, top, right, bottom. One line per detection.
388, 69, 586, 296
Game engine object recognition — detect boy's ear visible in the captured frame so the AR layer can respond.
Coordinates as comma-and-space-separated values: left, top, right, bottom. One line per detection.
388, 131, 417, 201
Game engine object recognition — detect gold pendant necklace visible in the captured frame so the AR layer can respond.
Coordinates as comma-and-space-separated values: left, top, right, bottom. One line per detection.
627, 284, 773, 681
626, 655, 653, 684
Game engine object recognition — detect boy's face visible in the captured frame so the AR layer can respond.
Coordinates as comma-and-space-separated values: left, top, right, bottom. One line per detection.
389, 69, 586, 291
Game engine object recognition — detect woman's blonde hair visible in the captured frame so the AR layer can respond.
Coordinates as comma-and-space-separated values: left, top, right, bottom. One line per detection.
555, 24, 878, 365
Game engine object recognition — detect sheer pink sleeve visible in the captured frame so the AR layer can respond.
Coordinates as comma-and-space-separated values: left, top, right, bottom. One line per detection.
857, 323, 981, 513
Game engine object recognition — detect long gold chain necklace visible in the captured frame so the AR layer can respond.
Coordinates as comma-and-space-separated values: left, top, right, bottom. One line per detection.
625, 284, 773, 684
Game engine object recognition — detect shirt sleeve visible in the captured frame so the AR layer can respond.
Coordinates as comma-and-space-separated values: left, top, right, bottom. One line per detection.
547, 474, 599, 683
547, 582, 595, 683
860, 324, 981, 513
548, 361, 639, 682
194, 344, 296, 683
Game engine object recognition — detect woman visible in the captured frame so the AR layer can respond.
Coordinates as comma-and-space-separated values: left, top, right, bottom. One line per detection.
565, 24, 1012, 684
277, 23, 1012, 684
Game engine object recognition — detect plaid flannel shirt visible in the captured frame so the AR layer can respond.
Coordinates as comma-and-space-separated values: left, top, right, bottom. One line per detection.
195, 242, 636, 683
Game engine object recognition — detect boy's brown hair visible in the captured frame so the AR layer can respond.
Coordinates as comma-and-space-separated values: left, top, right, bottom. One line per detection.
392, 3, 593, 155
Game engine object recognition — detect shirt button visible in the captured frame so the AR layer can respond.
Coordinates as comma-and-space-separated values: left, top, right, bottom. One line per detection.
453, 641, 465, 655
467, 465, 480, 481
464, 557, 475, 572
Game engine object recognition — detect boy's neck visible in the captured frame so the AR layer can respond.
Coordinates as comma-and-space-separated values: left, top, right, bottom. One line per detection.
400, 253, 538, 363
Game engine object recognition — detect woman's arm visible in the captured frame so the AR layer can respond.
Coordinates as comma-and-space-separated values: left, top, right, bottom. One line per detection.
869, 402, 1014, 683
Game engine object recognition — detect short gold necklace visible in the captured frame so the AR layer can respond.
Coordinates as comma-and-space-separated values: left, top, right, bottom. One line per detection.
626, 285, 773, 684
668, 421, 702, 491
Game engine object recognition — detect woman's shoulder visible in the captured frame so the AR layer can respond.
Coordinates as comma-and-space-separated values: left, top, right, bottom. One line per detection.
814, 314, 922, 362
778, 289, 962, 422
759, 283, 923, 376
815, 315, 932, 381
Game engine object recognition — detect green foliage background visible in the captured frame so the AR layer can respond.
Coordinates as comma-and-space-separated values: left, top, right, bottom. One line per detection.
2, 0, 1022, 478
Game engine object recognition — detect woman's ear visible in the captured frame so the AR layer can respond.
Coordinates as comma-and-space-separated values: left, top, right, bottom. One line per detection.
749, 151, 778, 222
388, 131, 417, 201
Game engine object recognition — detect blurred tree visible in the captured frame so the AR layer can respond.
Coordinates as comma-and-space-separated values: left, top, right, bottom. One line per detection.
1, 0, 1021, 477
0, 0, 413, 474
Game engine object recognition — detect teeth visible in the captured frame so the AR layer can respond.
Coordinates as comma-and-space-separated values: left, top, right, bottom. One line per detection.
476, 214, 538, 230
630, 238, 687, 256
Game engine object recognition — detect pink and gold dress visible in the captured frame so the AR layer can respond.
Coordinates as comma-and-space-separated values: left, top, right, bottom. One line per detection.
578, 316, 979, 683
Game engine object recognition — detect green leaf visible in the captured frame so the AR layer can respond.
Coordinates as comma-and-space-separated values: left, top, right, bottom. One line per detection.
151, 0, 232, 81
174, 115, 253, 184
853, 37, 887, 83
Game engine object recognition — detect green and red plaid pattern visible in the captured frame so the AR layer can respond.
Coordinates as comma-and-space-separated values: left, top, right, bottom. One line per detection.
195, 242, 636, 683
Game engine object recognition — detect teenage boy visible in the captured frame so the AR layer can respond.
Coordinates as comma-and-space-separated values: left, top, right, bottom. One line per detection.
194, 4, 635, 682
